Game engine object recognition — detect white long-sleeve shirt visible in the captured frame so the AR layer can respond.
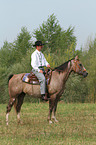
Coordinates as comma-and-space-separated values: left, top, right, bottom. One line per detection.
31, 49, 49, 72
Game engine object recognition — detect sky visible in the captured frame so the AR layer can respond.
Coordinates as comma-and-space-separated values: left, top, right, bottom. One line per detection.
0, 0, 96, 50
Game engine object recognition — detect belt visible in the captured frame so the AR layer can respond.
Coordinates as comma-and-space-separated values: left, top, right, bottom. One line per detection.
38, 66, 44, 69
38, 66, 45, 72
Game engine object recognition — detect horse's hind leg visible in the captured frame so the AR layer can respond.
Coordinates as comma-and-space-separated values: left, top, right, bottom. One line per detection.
6, 98, 16, 125
14, 92, 25, 124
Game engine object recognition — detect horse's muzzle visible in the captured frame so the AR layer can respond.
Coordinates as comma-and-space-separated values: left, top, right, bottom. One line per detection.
83, 71, 88, 78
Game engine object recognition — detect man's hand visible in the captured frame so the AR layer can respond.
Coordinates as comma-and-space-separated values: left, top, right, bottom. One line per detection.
39, 70, 43, 73
47, 64, 50, 68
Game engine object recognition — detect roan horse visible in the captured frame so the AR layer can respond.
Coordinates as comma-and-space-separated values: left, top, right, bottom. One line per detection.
6, 56, 88, 125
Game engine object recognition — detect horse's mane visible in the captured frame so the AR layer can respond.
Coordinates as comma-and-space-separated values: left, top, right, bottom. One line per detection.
54, 58, 74, 72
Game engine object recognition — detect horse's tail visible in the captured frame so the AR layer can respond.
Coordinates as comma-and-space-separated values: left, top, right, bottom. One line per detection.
8, 74, 14, 83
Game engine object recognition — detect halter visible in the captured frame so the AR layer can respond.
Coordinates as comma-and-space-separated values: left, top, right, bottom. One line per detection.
73, 59, 86, 72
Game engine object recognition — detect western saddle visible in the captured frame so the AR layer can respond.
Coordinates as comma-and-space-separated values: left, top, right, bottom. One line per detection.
22, 69, 52, 85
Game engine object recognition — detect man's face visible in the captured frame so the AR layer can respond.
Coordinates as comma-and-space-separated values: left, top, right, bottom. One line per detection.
36, 45, 43, 51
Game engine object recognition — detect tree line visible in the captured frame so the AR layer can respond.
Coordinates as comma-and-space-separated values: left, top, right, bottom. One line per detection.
0, 14, 96, 103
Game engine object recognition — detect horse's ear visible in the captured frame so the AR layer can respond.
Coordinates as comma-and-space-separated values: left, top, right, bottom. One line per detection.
75, 55, 79, 60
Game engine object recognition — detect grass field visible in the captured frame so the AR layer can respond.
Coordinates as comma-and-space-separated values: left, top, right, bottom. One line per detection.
0, 102, 96, 145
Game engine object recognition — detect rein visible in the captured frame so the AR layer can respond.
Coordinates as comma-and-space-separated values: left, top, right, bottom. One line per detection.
50, 67, 64, 72
53, 60, 72, 72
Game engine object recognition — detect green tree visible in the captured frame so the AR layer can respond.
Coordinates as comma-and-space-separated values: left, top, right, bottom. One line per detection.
80, 37, 96, 102
87, 38, 96, 102
63, 74, 88, 103
33, 14, 76, 66
33, 14, 62, 52
0, 41, 16, 67
14, 27, 32, 62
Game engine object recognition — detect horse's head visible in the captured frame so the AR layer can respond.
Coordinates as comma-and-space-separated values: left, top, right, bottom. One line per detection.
71, 56, 88, 78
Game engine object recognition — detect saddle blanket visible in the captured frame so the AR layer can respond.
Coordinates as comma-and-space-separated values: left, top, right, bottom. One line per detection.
22, 73, 30, 83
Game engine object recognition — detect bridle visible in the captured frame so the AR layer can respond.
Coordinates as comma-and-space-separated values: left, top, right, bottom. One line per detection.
52, 59, 86, 73
73, 59, 86, 72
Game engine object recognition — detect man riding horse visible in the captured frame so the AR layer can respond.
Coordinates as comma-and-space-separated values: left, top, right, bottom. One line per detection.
6, 54, 88, 125
31, 41, 50, 101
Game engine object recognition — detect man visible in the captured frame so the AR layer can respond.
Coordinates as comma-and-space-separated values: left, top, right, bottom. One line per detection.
31, 41, 50, 101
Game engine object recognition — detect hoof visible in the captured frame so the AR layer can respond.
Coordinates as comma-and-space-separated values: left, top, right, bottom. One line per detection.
17, 120, 21, 124
49, 120, 52, 124
55, 120, 58, 123
52, 116, 58, 123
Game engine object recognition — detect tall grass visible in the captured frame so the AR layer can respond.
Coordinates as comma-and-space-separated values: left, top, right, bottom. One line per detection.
0, 103, 96, 145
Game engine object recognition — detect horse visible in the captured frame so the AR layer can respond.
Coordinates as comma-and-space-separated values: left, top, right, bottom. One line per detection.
6, 56, 88, 125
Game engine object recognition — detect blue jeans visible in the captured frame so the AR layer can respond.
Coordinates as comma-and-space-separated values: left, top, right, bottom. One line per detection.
32, 69, 46, 94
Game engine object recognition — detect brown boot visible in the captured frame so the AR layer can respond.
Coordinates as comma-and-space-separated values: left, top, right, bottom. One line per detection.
41, 93, 48, 101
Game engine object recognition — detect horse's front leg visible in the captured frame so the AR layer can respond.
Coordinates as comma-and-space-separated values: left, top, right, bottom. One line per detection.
52, 106, 58, 123
48, 98, 55, 124
52, 98, 59, 123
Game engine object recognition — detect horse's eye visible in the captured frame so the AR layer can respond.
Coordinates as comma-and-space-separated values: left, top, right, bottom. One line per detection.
79, 64, 82, 67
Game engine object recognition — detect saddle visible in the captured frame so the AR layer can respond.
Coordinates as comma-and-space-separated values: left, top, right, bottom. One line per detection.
22, 69, 52, 85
